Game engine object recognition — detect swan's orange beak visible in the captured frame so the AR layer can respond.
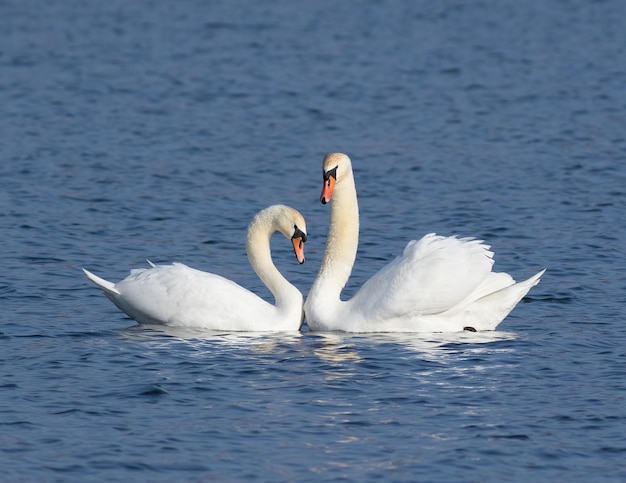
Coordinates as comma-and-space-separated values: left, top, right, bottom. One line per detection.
291, 226, 307, 264
320, 166, 337, 204
291, 236, 306, 264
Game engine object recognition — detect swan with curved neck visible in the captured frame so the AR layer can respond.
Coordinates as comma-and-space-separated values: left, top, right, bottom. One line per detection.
84, 205, 307, 331
304, 153, 544, 332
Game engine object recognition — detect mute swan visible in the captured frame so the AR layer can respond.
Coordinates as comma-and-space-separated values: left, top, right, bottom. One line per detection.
304, 153, 544, 333
84, 205, 308, 331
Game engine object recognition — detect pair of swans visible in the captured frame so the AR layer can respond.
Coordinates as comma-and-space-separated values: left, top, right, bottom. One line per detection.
85, 153, 544, 332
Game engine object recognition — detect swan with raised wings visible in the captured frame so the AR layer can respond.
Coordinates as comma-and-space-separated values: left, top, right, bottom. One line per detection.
84, 205, 307, 331
304, 153, 544, 332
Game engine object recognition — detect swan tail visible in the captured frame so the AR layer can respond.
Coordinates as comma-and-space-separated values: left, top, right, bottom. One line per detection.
520, 268, 545, 290
83, 268, 121, 296
487, 268, 544, 305
467, 268, 545, 330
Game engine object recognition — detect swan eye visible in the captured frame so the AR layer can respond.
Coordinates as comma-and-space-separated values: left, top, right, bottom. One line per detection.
323, 166, 338, 186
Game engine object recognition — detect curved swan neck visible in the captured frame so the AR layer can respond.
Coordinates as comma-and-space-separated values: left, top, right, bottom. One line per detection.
246, 211, 301, 308
312, 167, 360, 300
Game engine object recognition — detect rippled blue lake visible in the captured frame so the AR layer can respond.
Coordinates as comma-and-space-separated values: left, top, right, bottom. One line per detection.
2, 0, 626, 481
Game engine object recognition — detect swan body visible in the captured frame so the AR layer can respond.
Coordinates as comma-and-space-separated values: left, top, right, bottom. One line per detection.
304, 153, 544, 333
84, 205, 307, 331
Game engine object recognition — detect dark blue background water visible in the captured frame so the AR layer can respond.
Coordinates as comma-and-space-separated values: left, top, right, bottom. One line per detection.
2, 0, 625, 481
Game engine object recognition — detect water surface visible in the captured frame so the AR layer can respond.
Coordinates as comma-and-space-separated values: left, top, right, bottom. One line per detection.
1, 0, 626, 481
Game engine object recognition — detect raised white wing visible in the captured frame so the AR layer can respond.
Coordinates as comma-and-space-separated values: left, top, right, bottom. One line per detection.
349, 234, 509, 320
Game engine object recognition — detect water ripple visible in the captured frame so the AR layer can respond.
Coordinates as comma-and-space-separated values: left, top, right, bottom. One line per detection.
2, 0, 626, 481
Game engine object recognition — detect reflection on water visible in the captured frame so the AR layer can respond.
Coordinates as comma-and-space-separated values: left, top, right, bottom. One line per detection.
121, 323, 517, 367
309, 332, 363, 363
307, 330, 518, 362
121, 323, 302, 342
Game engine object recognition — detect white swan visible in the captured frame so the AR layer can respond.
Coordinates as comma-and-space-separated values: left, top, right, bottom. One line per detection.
304, 153, 545, 333
84, 205, 307, 331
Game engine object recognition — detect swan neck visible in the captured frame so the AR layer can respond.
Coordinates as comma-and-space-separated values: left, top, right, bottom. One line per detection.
247, 216, 300, 309
313, 170, 359, 300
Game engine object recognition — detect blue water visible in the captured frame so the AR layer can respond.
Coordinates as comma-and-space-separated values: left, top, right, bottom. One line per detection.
2, 0, 626, 481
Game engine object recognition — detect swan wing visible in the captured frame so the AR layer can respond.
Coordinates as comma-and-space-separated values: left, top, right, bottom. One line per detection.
87, 263, 278, 330
350, 234, 497, 319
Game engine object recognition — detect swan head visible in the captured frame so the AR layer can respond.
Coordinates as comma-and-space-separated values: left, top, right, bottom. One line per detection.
320, 153, 352, 204
248, 205, 308, 265
290, 223, 307, 265
276, 205, 308, 265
